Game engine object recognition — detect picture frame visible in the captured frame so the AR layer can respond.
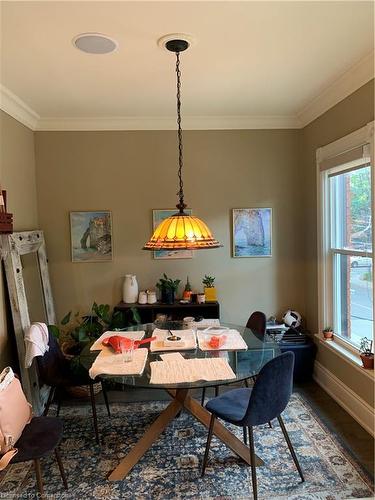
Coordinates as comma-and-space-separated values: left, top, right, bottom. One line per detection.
152, 209, 194, 260
70, 211, 113, 262
232, 208, 272, 258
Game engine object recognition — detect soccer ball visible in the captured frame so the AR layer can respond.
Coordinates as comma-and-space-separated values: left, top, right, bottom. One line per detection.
282, 310, 302, 328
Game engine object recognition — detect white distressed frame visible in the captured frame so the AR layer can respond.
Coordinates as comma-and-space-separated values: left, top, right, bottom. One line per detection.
317, 121, 374, 352
1, 230, 56, 414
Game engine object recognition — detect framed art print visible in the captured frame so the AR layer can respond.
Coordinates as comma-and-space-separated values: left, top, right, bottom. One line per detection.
152, 209, 194, 260
70, 211, 112, 262
232, 208, 272, 258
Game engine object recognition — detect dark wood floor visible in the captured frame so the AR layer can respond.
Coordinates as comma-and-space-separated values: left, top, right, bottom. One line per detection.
70, 379, 375, 477
294, 381, 374, 477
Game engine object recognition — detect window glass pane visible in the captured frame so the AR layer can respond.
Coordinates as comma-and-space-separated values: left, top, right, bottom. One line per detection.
333, 253, 373, 346
330, 165, 372, 252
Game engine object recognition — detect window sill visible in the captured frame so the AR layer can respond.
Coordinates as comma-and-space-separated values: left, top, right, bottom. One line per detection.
314, 334, 374, 381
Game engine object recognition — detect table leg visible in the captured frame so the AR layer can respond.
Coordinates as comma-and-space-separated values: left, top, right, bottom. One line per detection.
169, 390, 263, 467
108, 398, 182, 481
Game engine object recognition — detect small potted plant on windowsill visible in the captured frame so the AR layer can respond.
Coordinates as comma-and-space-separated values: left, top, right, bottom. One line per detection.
359, 337, 374, 370
322, 326, 334, 340
202, 274, 217, 302
156, 273, 181, 304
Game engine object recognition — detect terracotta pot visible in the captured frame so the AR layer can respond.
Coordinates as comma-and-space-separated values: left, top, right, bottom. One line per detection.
323, 331, 334, 340
360, 354, 374, 370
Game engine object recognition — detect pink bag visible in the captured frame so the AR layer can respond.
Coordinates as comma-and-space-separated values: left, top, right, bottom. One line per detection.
0, 367, 32, 470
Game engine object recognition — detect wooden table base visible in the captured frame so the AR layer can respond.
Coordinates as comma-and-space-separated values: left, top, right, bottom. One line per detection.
108, 388, 264, 481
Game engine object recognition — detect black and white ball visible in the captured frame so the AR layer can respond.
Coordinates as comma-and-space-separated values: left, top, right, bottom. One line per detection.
282, 310, 302, 328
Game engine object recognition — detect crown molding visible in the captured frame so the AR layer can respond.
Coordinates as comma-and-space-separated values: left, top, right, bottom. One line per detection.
0, 85, 39, 130
36, 114, 300, 131
1, 51, 373, 131
298, 51, 374, 128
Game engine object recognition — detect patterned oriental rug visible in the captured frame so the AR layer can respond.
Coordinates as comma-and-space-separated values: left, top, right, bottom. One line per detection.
0, 394, 373, 499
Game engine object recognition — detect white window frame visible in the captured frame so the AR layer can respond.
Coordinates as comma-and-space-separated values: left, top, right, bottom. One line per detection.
317, 122, 374, 354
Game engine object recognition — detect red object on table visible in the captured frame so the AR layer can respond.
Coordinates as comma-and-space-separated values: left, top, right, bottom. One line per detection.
102, 335, 156, 353
208, 335, 227, 349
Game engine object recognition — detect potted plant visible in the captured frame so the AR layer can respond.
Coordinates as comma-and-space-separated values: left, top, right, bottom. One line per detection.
202, 274, 217, 302
156, 274, 181, 304
322, 326, 334, 340
359, 337, 374, 369
182, 276, 192, 301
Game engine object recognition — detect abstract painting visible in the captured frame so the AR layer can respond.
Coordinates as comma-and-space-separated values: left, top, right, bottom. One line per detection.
152, 209, 193, 260
232, 208, 272, 257
70, 211, 112, 262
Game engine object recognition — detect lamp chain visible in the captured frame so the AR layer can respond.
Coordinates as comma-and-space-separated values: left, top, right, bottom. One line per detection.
175, 51, 186, 213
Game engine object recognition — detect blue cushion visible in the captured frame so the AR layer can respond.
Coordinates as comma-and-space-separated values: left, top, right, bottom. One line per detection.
205, 388, 252, 424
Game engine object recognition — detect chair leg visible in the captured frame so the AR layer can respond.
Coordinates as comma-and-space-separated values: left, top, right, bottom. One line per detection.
214, 386, 219, 397
243, 426, 247, 445
101, 380, 111, 417
54, 448, 68, 489
201, 387, 206, 406
201, 414, 216, 477
89, 384, 100, 444
248, 426, 258, 500
34, 458, 44, 498
244, 378, 249, 388
56, 391, 61, 417
268, 420, 273, 428
277, 415, 305, 482
44, 386, 55, 416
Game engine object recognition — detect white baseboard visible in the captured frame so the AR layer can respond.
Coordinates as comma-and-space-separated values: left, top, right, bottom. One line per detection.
313, 361, 375, 437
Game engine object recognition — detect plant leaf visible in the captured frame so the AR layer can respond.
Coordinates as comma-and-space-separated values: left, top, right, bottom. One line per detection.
61, 311, 72, 325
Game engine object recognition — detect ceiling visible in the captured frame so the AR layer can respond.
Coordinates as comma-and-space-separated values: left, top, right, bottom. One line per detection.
0, 1, 374, 130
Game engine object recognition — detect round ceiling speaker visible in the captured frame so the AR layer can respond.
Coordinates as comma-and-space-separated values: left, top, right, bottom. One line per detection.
72, 33, 118, 54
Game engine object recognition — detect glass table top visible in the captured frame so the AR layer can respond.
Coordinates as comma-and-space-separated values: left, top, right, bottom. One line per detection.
79, 322, 281, 390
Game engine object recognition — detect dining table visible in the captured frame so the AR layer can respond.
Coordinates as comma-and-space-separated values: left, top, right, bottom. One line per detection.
81, 321, 281, 481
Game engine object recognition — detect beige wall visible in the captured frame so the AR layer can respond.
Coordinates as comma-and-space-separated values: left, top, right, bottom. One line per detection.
301, 79, 375, 406
0, 110, 39, 370
34, 129, 305, 326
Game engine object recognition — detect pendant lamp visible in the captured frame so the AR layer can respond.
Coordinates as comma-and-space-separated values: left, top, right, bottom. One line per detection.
143, 36, 221, 251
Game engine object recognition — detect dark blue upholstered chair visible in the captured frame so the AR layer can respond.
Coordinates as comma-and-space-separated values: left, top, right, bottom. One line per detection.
201, 352, 304, 500
37, 331, 111, 444
10, 416, 67, 497
246, 311, 267, 336
200, 312, 267, 408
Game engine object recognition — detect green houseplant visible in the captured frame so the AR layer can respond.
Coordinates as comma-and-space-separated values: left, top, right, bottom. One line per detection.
202, 274, 217, 302
49, 302, 140, 358
156, 274, 181, 304
359, 337, 374, 369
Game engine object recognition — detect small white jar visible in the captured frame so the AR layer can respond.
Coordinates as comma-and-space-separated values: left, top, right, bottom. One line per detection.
138, 291, 147, 304
147, 290, 157, 304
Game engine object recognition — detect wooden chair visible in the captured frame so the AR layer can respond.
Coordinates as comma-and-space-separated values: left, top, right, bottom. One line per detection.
37, 331, 110, 444
10, 416, 67, 499
201, 352, 304, 500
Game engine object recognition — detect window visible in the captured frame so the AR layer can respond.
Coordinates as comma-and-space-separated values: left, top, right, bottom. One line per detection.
318, 123, 374, 350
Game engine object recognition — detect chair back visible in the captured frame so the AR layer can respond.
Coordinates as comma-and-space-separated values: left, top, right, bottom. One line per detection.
36, 331, 70, 386
246, 311, 266, 335
241, 351, 294, 426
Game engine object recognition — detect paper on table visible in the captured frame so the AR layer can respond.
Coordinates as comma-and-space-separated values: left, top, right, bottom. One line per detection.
191, 319, 220, 328
197, 330, 248, 351
89, 347, 148, 379
150, 329, 197, 352
159, 352, 185, 361
150, 358, 236, 385
90, 331, 145, 351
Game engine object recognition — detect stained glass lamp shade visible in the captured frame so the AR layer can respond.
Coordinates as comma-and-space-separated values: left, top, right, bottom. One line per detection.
143, 37, 221, 251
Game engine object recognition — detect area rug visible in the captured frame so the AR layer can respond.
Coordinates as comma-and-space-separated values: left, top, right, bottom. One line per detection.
0, 394, 373, 499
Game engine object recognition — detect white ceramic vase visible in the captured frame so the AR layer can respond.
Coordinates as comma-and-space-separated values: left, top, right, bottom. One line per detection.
123, 274, 138, 303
